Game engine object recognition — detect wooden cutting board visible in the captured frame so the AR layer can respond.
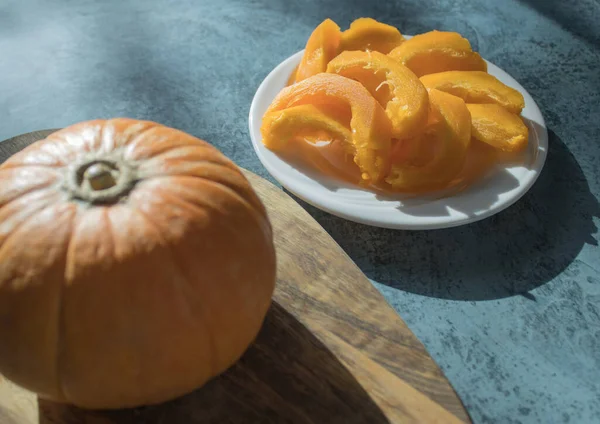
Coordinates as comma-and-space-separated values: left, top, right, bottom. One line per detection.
0, 130, 470, 424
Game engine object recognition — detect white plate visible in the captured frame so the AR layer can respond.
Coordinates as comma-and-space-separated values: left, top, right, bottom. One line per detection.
248, 47, 548, 230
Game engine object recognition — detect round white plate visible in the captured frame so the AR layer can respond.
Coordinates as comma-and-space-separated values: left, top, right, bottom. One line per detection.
249, 47, 548, 230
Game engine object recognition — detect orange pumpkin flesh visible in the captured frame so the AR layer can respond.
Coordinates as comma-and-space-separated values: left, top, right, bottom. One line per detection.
327, 50, 429, 140
263, 20, 530, 194
294, 19, 342, 83
339, 17, 405, 54
388, 30, 487, 77
420, 71, 525, 114
467, 103, 529, 152
261, 73, 392, 184
386, 89, 472, 191
261, 104, 361, 183
0, 118, 276, 409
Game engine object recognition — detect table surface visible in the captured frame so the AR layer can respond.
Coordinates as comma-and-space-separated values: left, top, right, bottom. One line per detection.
1, 0, 599, 423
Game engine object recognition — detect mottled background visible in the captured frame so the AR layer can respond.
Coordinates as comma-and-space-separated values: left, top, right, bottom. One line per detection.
1, 0, 599, 422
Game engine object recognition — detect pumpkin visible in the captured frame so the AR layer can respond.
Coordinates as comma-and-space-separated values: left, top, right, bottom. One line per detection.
388, 30, 487, 77
261, 104, 362, 183
261, 73, 392, 184
327, 50, 429, 140
386, 89, 472, 191
466, 103, 529, 152
0, 118, 277, 410
294, 19, 342, 83
420, 71, 525, 114
339, 17, 405, 54
261, 104, 353, 152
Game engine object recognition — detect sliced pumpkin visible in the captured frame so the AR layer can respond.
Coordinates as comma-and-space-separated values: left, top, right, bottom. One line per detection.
420, 71, 525, 114
467, 104, 529, 152
339, 17, 405, 54
388, 31, 487, 77
326, 50, 429, 140
262, 104, 352, 151
386, 89, 472, 191
294, 19, 342, 83
261, 104, 362, 183
261, 73, 392, 183
389, 108, 441, 166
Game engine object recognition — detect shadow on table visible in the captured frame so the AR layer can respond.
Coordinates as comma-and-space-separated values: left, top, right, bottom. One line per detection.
249, 0, 425, 28
516, 0, 600, 47
38, 302, 389, 424
293, 130, 599, 301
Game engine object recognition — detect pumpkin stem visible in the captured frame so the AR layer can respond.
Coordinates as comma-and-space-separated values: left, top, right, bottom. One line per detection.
64, 157, 136, 204
83, 162, 118, 191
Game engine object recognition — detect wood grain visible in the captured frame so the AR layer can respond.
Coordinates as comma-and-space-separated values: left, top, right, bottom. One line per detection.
0, 130, 471, 423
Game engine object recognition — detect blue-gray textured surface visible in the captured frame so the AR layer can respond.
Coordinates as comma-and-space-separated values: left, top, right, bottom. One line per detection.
1, 0, 599, 422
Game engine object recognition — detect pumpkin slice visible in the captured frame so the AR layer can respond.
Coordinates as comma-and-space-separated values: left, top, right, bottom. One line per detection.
339, 17, 405, 54
388, 30, 487, 77
327, 50, 429, 140
420, 71, 525, 114
388, 105, 443, 167
262, 105, 363, 183
262, 104, 353, 151
467, 103, 529, 152
261, 73, 392, 183
386, 89, 472, 191
294, 19, 342, 83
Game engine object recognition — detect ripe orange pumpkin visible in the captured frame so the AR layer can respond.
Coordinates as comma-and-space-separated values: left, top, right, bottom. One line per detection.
0, 118, 276, 409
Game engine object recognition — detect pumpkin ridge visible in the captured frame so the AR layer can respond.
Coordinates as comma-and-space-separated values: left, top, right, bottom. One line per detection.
61, 207, 115, 282
196, 165, 267, 215
131, 192, 225, 378
151, 175, 272, 239
137, 178, 273, 274
0, 172, 58, 209
138, 162, 266, 215
0, 191, 62, 253
56, 206, 79, 403
0, 161, 64, 171
136, 158, 231, 179
131, 207, 219, 379
98, 121, 116, 153
139, 145, 228, 164
119, 122, 160, 149
142, 178, 239, 224
98, 208, 116, 271
39, 139, 81, 165
106, 118, 161, 148
0, 138, 70, 168
123, 127, 204, 161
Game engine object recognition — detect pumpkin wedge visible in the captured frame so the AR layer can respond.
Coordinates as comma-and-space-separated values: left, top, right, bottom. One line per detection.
327, 50, 429, 140
467, 103, 529, 152
294, 19, 342, 83
261, 73, 392, 183
262, 104, 363, 182
420, 71, 525, 114
340, 17, 405, 54
386, 89, 472, 191
388, 30, 487, 77
262, 104, 353, 151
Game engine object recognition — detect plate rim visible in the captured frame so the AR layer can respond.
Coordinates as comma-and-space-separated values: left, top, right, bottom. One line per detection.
249, 48, 548, 230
